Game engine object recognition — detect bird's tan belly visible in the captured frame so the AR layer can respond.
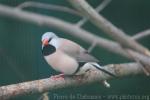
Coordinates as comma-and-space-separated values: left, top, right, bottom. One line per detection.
44, 51, 78, 75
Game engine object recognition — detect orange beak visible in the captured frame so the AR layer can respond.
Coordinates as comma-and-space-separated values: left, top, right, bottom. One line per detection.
42, 39, 49, 46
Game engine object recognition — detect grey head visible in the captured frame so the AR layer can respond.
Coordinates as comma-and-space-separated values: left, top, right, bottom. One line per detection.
41, 32, 58, 42
41, 32, 59, 56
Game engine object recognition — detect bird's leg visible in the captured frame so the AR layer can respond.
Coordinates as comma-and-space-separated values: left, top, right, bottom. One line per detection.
50, 73, 65, 80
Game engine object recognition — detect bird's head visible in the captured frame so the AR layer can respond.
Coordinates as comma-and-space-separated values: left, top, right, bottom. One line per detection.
41, 32, 58, 46
41, 32, 59, 56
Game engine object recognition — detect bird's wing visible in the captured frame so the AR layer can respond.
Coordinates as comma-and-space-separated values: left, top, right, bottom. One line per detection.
58, 38, 99, 62
76, 51, 99, 62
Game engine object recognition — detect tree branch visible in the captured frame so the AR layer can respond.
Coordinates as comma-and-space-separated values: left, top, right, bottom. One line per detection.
0, 4, 126, 57
76, 0, 112, 27
68, 0, 150, 56
0, 62, 144, 99
17, 1, 82, 17
0, 4, 149, 99
0, 4, 149, 73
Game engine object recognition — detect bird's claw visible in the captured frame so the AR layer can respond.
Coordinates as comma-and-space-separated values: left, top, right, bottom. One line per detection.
50, 74, 65, 80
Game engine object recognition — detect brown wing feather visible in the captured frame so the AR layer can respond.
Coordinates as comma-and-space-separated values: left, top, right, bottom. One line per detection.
58, 38, 99, 62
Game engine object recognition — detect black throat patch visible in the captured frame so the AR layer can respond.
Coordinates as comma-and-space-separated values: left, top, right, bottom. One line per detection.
42, 44, 56, 56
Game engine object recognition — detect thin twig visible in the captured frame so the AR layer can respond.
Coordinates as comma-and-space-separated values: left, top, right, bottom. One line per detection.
0, 62, 143, 99
87, 40, 97, 53
68, 0, 150, 56
88, 29, 150, 53
132, 29, 150, 40
76, 0, 112, 26
17, 1, 82, 17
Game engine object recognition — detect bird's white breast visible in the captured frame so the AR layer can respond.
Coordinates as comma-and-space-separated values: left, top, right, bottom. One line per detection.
44, 50, 78, 75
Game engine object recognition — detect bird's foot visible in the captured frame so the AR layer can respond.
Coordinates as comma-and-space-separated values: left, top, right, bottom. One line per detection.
50, 73, 64, 80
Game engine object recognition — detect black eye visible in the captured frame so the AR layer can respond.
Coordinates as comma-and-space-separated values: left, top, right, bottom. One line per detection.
48, 38, 52, 42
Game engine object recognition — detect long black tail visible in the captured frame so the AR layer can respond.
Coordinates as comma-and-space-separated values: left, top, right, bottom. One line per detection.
91, 63, 117, 78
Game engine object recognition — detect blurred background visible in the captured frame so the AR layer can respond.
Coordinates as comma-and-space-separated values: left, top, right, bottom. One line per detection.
0, 0, 149, 99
